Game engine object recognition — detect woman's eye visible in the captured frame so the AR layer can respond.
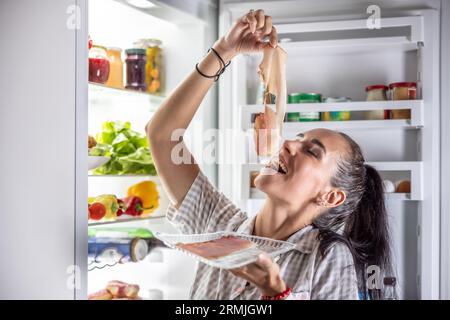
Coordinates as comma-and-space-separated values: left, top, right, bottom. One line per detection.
307, 149, 317, 158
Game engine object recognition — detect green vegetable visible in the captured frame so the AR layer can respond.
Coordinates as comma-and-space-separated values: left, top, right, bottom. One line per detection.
92, 121, 156, 175
88, 143, 111, 156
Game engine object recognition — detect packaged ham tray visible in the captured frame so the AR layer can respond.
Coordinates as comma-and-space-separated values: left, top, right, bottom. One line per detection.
154, 231, 296, 269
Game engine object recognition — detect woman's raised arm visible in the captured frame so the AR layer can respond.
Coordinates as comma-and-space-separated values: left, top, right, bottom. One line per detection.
146, 9, 277, 206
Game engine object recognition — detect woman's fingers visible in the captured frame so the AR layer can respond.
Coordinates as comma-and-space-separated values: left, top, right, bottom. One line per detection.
244, 10, 257, 33
255, 253, 275, 271
230, 265, 265, 284
269, 26, 278, 48
255, 9, 265, 30
261, 15, 273, 36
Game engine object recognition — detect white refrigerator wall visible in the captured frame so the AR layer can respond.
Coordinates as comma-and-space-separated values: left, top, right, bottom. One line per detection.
0, 0, 79, 299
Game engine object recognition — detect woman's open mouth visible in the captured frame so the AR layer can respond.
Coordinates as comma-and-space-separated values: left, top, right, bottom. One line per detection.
265, 156, 288, 175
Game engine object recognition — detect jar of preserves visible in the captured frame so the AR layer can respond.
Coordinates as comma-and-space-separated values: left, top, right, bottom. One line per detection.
134, 39, 164, 94
389, 82, 416, 119
105, 47, 123, 89
89, 45, 110, 84
125, 48, 147, 91
365, 85, 389, 120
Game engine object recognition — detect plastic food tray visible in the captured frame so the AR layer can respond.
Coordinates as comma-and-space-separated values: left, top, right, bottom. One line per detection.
154, 231, 296, 269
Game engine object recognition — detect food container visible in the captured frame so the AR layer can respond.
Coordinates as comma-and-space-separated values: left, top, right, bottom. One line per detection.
285, 113, 300, 122
366, 85, 388, 101
133, 39, 164, 94
155, 231, 296, 269
125, 48, 147, 91
89, 45, 110, 84
322, 97, 351, 121
289, 93, 321, 121
389, 82, 417, 100
105, 47, 123, 89
365, 85, 389, 120
389, 82, 416, 119
88, 237, 148, 264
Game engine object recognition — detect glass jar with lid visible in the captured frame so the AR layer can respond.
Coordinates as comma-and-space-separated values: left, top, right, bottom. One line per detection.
89, 45, 110, 84
125, 48, 147, 91
389, 82, 416, 120
365, 84, 389, 120
105, 47, 123, 89
133, 39, 164, 94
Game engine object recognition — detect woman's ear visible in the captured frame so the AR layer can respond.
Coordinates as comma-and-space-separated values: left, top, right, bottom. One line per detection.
317, 190, 346, 208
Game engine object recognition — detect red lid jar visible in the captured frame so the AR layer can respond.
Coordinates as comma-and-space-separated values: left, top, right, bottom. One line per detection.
89, 45, 110, 84
365, 84, 388, 101
389, 82, 417, 100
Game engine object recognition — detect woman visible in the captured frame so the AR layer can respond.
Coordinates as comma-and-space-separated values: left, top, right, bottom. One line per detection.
146, 9, 392, 300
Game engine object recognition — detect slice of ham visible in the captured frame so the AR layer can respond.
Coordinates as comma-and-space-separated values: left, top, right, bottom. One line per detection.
176, 236, 254, 260
254, 46, 287, 156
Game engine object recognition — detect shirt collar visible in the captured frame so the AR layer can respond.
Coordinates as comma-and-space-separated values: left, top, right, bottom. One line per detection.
237, 216, 319, 254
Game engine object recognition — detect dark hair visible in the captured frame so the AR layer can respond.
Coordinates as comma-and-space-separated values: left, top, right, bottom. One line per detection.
313, 132, 392, 300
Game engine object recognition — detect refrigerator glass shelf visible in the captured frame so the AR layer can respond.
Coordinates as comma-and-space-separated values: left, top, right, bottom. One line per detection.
89, 214, 165, 226
89, 82, 165, 105
88, 174, 158, 177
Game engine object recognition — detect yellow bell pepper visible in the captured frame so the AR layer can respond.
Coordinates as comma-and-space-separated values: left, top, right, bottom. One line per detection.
127, 180, 159, 215
88, 197, 96, 205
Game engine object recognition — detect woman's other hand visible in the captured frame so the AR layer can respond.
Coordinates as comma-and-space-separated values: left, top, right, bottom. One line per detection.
230, 253, 287, 297
214, 9, 278, 61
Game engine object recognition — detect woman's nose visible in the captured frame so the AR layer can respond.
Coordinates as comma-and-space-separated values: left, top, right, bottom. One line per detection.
282, 139, 300, 156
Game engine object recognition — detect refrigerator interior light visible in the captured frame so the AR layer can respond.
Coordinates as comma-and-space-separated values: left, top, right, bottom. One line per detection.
126, 0, 156, 9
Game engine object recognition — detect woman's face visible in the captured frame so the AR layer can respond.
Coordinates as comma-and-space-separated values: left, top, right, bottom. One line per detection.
255, 129, 349, 207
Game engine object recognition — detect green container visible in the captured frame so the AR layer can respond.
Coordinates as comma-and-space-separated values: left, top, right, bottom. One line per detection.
286, 112, 300, 122
289, 93, 322, 121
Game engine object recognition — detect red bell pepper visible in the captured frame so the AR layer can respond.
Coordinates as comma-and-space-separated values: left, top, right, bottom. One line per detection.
117, 198, 125, 217
122, 196, 144, 216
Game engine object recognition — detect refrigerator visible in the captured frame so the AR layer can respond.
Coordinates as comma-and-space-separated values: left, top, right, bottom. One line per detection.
0, 0, 449, 300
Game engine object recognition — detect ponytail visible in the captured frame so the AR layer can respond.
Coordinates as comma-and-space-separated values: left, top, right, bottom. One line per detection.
346, 164, 392, 300
314, 133, 393, 300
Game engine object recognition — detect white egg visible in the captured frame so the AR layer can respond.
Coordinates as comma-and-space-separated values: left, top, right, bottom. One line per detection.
382, 180, 396, 193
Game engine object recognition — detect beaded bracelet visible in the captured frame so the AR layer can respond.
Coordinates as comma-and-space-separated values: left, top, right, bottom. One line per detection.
261, 287, 292, 300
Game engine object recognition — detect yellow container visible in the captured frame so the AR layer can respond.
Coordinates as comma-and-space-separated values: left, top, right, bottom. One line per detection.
105, 47, 123, 89
134, 39, 164, 94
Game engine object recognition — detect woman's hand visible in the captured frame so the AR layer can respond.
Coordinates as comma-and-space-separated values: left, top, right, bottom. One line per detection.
213, 9, 278, 61
230, 253, 287, 297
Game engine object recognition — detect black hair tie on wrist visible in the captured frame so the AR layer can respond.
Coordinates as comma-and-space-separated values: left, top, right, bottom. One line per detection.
209, 47, 231, 69
195, 47, 231, 82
